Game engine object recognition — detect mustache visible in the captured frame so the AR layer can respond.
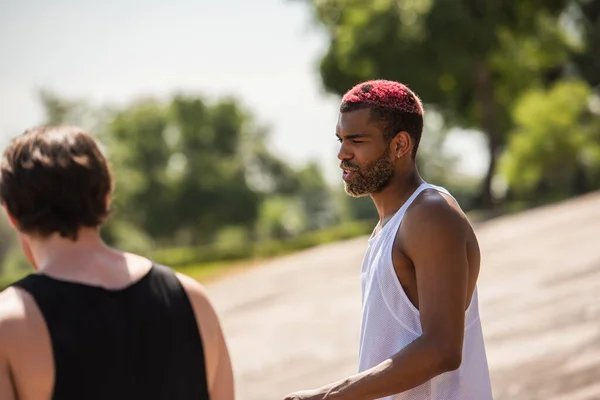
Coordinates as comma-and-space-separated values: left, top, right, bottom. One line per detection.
340, 161, 359, 171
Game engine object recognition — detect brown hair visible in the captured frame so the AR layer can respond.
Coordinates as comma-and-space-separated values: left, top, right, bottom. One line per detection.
0, 125, 113, 240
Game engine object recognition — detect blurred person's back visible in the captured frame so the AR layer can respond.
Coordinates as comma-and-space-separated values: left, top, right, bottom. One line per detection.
0, 126, 234, 400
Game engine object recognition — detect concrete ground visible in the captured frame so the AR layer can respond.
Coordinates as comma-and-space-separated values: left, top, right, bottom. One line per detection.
206, 192, 600, 400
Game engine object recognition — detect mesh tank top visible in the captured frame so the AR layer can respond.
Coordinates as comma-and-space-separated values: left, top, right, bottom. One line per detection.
358, 183, 493, 399
11, 263, 210, 400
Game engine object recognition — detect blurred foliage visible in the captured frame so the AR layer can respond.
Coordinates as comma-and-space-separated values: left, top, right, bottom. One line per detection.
299, 0, 599, 208
151, 220, 374, 268
567, 0, 600, 91
500, 79, 600, 202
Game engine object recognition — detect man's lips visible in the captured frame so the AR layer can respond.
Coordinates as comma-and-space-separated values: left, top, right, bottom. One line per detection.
342, 169, 358, 181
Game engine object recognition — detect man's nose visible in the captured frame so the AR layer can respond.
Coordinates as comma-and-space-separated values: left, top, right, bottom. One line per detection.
337, 144, 353, 162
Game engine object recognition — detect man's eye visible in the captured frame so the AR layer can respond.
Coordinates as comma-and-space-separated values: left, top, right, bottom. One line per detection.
352, 140, 363, 144
336, 137, 342, 143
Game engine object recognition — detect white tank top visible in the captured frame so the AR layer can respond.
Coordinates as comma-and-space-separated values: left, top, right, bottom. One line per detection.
357, 183, 493, 400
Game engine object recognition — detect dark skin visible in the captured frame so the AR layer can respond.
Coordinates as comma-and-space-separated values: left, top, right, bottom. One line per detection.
283, 108, 481, 400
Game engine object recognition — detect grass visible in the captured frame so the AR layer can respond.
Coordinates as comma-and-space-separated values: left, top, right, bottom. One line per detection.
173, 259, 260, 282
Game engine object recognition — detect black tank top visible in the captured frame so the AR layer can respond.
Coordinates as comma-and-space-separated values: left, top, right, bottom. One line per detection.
12, 263, 210, 400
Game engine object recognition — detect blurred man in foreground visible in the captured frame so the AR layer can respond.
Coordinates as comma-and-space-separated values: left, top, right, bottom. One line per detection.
0, 126, 234, 400
284, 80, 492, 400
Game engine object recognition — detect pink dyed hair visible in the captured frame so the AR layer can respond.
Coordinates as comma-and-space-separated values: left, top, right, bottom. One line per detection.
341, 80, 423, 115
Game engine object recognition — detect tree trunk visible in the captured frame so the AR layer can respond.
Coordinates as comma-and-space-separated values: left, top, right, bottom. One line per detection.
474, 62, 502, 209
573, 161, 589, 195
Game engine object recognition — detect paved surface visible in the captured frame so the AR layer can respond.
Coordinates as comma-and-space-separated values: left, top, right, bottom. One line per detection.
206, 192, 600, 400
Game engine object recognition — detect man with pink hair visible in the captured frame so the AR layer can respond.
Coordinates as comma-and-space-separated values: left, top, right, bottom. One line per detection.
284, 80, 493, 400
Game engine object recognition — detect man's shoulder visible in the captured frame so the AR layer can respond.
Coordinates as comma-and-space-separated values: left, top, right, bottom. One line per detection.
173, 272, 220, 339
0, 286, 36, 348
0, 286, 28, 323
404, 188, 468, 231
175, 271, 211, 303
395, 187, 473, 259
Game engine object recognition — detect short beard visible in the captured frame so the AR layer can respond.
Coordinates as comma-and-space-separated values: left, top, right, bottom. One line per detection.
343, 147, 394, 197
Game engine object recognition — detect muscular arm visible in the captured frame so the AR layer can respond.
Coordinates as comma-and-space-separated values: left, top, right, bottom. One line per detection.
177, 273, 235, 400
291, 197, 470, 400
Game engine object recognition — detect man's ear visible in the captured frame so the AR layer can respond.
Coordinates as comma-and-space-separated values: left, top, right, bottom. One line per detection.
105, 194, 110, 210
391, 131, 412, 158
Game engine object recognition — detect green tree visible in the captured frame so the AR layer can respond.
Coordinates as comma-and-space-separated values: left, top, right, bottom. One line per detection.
99, 95, 272, 246
500, 79, 600, 202
567, 0, 600, 91
101, 99, 173, 246
166, 95, 261, 244
299, 0, 573, 208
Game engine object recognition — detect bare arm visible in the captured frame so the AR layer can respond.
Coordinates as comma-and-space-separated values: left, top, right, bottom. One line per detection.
0, 291, 18, 400
211, 320, 235, 400
286, 197, 469, 400
0, 287, 55, 400
177, 273, 235, 400
0, 351, 16, 400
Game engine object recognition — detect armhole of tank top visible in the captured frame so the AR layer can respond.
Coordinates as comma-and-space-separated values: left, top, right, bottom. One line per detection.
385, 185, 480, 328
371, 185, 435, 333
9, 275, 60, 399
379, 184, 452, 317
427, 185, 480, 325
10, 275, 50, 318
382, 222, 422, 321
11, 274, 38, 293
153, 263, 211, 395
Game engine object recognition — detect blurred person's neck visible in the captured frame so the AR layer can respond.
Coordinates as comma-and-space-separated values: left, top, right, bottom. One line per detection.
29, 228, 109, 274
370, 163, 424, 223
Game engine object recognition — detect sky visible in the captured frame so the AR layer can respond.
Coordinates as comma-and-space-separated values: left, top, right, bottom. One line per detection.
0, 0, 487, 183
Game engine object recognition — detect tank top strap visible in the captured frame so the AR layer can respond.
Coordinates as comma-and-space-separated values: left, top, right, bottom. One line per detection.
382, 182, 435, 236
11, 273, 39, 293
427, 183, 458, 202
11, 273, 54, 309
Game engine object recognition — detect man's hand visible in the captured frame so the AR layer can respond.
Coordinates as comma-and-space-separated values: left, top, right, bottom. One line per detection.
283, 389, 327, 400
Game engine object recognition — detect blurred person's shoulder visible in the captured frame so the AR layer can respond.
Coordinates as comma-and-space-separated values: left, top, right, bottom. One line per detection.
0, 282, 46, 355
0, 283, 36, 328
174, 271, 228, 392
175, 272, 221, 337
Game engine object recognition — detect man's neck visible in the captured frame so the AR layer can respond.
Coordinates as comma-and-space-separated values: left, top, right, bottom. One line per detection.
30, 229, 109, 273
370, 168, 424, 223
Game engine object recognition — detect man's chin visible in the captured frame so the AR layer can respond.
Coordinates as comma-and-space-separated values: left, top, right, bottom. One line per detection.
344, 184, 371, 198
344, 176, 392, 197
